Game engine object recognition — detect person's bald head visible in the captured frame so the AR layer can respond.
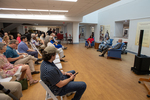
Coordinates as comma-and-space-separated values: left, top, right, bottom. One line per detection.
118, 39, 122, 43
50, 33, 55, 37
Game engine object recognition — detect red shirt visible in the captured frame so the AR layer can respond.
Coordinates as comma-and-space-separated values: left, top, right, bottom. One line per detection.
17, 37, 21, 43
87, 38, 94, 43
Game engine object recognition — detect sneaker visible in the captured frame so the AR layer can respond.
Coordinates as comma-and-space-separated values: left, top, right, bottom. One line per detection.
37, 58, 42, 62
31, 71, 40, 75
62, 55, 65, 58
35, 61, 41, 64
60, 59, 68, 62
63, 47, 67, 50
99, 54, 104, 57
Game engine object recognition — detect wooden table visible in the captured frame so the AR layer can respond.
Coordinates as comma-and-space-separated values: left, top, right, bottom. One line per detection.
94, 42, 101, 49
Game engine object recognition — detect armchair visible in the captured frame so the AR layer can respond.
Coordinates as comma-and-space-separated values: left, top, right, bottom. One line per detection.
107, 39, 113, 46
107, 43, 125, 60
85, 37, 95, 47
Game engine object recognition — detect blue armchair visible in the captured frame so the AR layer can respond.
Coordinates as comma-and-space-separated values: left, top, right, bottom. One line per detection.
107, 43, 125, 60
101, 39, 113, 46
107, 39, 113, 46
85, 37, 95, 47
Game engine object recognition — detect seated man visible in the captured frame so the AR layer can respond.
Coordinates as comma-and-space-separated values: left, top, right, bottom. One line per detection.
4, 39, 40, 74
50, 33, 67, 50
18, 36, 41, 64
40, 46, 86, 100
99, 39, 122, 57
0, 82, 22, 100
45, 36, 66, 62
97, 37, 110, 52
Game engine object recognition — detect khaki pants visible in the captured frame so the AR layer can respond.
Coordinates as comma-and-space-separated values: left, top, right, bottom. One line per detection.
0, 81, 22, 100
57, 48, 64, 58
14, 55, 37, 72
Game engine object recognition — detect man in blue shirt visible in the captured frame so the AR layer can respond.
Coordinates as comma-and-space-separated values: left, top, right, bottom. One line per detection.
18, 36, 41, 64
40, 46, 86, 100
4, 39, 40, 74
99, 39, 122, 57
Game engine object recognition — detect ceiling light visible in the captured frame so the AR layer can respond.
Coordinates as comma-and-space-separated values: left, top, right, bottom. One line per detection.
55, 0, 77, 2
0, 8, 26, 11
50, 10, 68, 12
27, 9, 49, 12
0, 14, 66, 20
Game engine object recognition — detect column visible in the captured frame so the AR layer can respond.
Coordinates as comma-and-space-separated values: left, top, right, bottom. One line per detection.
94, 24, 99, 42
85, 25, 91, 39
73, 22, 79, 44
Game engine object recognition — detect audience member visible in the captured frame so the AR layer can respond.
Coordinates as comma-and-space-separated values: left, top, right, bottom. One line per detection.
4, 32, 8, 36
9, 35, 14, 40
0, 82, 22, 100
86, 35, 94, 49
0, 43, 38, 84
97, 37, 110, 52
4, 39, 40, 74
18, 36, 42, 64
16, 33, 21, 43
0, 34, 3, 42
40, 46, 86, 100
2, 35, 9, 45
50, 33, 67, 50
0, 28, 4, 37
99, 39, 122, 57
47, 28, 52, 35
47, 36, 66, 62
40, 33, 45, 41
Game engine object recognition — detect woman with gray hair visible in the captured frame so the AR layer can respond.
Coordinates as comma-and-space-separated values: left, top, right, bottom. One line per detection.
0, 43, 38, 85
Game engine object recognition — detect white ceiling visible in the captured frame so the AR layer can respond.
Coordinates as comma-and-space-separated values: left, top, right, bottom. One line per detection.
0, 0, 119, 23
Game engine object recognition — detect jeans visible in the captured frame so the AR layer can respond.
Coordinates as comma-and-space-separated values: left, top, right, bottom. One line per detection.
27, 51, 38, 58
58, 70, 87, 100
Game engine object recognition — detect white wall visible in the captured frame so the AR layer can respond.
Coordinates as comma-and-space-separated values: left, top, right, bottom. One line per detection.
17, 25, 25, 35
82, 11, 98, 24
67, 23, 73, 37
35, 26, 48, 33
97, 0, 150, 56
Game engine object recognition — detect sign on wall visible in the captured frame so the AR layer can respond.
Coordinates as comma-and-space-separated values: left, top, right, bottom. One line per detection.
135, 22, 150, 47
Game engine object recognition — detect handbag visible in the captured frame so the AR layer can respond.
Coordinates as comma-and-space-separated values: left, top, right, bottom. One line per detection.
16, 78, 28, 90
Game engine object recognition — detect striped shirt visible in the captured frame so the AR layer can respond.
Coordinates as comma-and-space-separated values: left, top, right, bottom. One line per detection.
40, 61, 64, 95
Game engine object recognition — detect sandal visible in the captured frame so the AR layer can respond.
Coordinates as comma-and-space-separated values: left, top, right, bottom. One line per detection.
30, 80, 38, 86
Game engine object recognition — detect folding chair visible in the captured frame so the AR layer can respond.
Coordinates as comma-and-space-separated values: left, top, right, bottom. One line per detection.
0, 76, 12, 82
29, 42, 42, 56
39, 80, 63, 100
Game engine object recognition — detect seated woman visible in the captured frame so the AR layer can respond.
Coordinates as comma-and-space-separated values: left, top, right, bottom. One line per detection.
2, 35, 9, 45
86, 35, 94, 48
0, 43, 38, 85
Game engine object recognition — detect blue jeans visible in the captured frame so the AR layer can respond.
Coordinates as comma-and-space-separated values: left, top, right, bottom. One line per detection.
58, 70, 87, 100
27, 51, 38, 58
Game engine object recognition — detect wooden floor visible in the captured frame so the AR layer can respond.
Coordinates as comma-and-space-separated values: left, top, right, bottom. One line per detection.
21, 43, 150, 100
